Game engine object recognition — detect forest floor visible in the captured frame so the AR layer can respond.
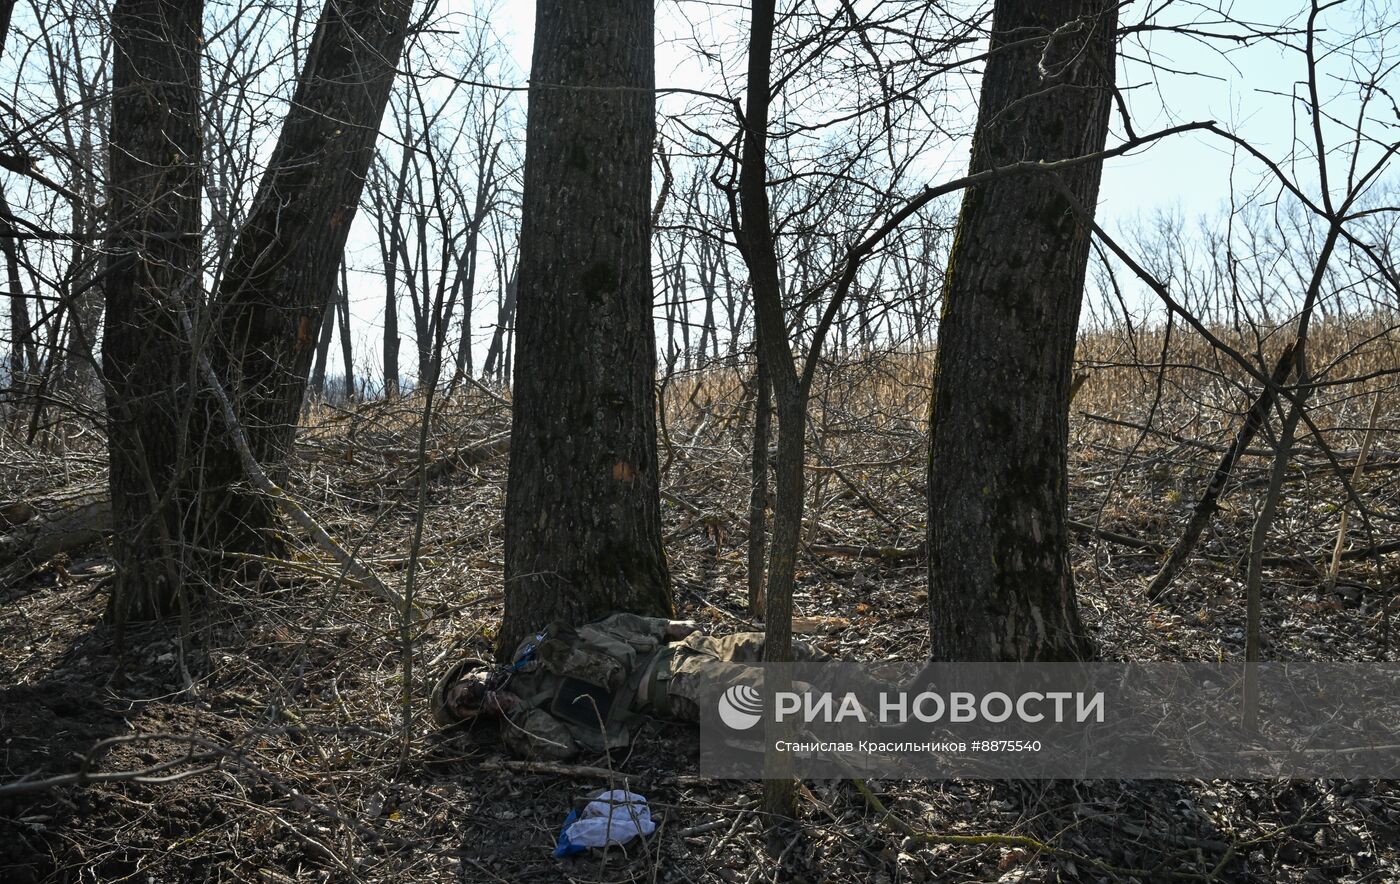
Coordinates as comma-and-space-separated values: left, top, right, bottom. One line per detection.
2, 341, 1399, 883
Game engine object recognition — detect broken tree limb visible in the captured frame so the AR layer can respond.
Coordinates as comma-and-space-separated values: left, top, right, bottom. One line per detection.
849, 779, 1225, 878
807, 541, 924, 561
805, 519, 1172, 563
0, 486, 110, 582
412, 430, 510, 486
1145, 341, 1298, 601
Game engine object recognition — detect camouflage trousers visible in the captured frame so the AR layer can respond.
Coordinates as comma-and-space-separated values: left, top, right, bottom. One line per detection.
661, 632, 830, 722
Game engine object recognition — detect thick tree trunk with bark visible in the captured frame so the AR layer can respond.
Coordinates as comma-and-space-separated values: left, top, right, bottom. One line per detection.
197, 0, 412, 559
927, 0, 1117, 662
0, 2, 15, 58
101, 0, 202, 620
497, 0, 672, 656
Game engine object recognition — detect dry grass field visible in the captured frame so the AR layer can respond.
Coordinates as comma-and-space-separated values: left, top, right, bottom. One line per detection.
2, 318, 1398, 882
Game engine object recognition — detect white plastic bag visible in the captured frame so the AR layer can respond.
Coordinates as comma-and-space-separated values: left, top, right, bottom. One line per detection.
554, 789, 657, 856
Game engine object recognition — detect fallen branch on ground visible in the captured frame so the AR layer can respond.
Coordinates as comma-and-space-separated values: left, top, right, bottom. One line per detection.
0, 485, 110, 582
851, 778, 1230, 881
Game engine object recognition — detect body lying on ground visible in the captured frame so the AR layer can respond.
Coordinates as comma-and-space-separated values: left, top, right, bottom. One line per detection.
430, 612, 829, 760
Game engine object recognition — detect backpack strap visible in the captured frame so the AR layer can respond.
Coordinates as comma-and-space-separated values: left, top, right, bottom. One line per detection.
637, 645, 679, 718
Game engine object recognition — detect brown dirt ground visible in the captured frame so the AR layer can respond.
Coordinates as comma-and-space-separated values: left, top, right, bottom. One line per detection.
3, 344, 1399, 882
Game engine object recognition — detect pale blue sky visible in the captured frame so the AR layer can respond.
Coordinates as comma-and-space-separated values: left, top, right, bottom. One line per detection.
469, 0, 1368, 226
339, 0, 1400, 382
390, 0, 1389, 375
6, 1, 1388, 384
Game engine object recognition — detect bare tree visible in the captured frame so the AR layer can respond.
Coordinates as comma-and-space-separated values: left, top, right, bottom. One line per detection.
194, 0, 414, 563
337, 259, 354, 403
447, 90, 507, 391
926, 0, 1118, 662
497, 0, 673, 656
101, 0, 202, 621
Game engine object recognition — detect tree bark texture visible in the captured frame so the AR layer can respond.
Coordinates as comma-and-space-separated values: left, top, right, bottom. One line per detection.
496, 0, 673, 656
198, 0, 412, 559
927, 0, 1117, 661
101, 0, 202, 620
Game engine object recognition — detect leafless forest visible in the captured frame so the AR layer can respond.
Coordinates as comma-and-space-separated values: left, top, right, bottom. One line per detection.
2, 0, 1399, 881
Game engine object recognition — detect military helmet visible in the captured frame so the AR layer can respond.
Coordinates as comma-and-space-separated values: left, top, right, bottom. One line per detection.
429, 656, 495, 726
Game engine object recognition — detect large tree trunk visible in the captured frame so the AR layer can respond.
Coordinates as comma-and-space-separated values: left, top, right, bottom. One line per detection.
101, 0, 202, 621
497, 0, 672, 657
197, 0, 412, 560
926, 0, 1117, 662
0, 2, 15, 58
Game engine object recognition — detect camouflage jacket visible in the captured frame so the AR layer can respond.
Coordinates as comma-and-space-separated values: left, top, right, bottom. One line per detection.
499, 613, 674, 760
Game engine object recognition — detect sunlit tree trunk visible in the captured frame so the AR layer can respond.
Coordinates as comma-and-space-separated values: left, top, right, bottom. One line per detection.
927, 0, 1117, 661
197, 0, 412, 560
497, 0, 672, 656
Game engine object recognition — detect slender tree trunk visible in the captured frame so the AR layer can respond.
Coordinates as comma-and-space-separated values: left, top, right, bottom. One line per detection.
497, 0, 672, 656
1244, 358, 1309, 729
308, 291, 336, 400
337, 261, 354, 402
927, 0, 1117, 662
449, 251, 475, 389
1145, 341, 1298, 600
694, 217, 720, 364
410, 201, 432, 386
676, 259, 691, 370
450, 146, 498, 390
2, 186, 31, 401
737, 0, 804, 823
738, 0, 793, 662
102, 0, 203, 621
747, 355, 770, 615
482, 263, 516, 382
377, 147, 412, 398
58, 124, 102, 408
198, 0, 412, 558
